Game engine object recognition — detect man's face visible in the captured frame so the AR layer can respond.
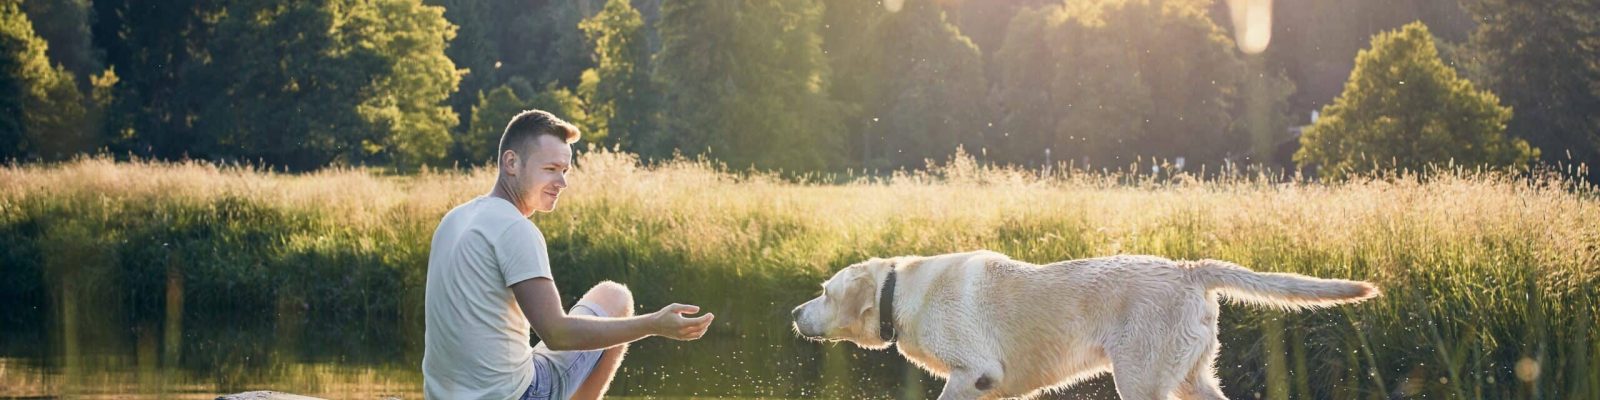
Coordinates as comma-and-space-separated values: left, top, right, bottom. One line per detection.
511, 135, 573, 213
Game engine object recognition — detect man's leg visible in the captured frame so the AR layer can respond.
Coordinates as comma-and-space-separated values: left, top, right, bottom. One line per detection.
569, 281, 634, 400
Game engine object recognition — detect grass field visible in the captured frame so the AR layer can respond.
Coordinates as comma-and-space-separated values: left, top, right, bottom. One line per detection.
2, 151, 1597, 399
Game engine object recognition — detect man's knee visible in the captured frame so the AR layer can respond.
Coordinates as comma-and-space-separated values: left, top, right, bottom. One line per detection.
581, 281, 634, 317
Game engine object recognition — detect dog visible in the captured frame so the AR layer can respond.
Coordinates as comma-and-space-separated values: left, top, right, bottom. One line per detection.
791, 250, 1379, 400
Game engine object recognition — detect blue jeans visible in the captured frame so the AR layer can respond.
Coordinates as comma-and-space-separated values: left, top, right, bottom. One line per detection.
519, 302, 608, 400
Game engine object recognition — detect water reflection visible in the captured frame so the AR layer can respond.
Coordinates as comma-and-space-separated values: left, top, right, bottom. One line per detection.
2, 280, 948, 399
0, 356, 419, 399
1, 229, 1586, 399
1, 282, 1115, 399
0, 275, 1580, 400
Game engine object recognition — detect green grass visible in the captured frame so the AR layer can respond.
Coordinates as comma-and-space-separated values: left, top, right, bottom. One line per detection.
2, 151, 1597, 399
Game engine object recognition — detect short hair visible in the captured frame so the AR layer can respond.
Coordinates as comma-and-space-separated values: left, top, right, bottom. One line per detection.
499, 109, 581, 156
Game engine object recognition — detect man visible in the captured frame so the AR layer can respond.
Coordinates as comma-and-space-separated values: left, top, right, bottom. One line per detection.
424, 110, 714, 400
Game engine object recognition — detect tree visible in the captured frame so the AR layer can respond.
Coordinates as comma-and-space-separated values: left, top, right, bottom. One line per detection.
463, 82, 529, 166
946, 0, 1055, 63
1459, 0, 1600, 175
91, 0, 221, 161
1264, 0, 1475, 118
1, 1, 90, 161
846, 0, 989, 170
103, 0, 461, 171
1295, 22, 1537, 179
655, 0, 843, 171
991, 0, 1285, 169
652, 0, 735, 161
428, 0, 599, 148
526, 83, 596, 142
17, 0, 99, 83
579, 0, 655, 152
458, 77, 598, 166
429, 0, 502, 140
504, 1, 596, 91
349, 0, 463, 169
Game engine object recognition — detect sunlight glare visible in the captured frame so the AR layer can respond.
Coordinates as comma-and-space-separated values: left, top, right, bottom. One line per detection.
884, 0, 904, 13
1227, 0, 1273, 54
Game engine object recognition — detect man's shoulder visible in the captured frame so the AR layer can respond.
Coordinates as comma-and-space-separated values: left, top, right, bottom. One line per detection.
459, 199, 543, 244
441, 197, 510, 225
440, 196, 485, 220
495, 215, 544, 244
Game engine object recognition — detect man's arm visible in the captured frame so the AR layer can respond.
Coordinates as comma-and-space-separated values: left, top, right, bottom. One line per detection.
511, 277, 713, 351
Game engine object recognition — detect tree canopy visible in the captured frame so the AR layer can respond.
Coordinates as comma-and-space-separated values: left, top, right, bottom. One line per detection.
992, 0, 1289, 169
654, 0, 843, 171
92, 0, 460, 171
1295, 22, 1536, 179
4, 0, 1594, 180
1, 0, 89, 161
1459, 0, 1600, 170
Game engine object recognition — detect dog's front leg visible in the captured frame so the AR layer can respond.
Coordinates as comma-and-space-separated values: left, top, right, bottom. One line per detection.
935, 367, 998, 400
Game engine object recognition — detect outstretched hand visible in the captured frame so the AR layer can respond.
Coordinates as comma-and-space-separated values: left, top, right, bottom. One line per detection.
652, 303, 714, 341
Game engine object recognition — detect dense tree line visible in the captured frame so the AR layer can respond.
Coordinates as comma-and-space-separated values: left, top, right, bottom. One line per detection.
1457, 0, 1600, 172
990, 0, 1294, 168
2, 0, 1594, 178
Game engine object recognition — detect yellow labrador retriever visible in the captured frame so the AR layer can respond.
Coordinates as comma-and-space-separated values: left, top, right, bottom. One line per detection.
791, 250, 1378, 400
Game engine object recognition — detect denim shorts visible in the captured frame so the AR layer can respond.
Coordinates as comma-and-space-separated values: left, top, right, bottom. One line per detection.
518, 302, 608, 400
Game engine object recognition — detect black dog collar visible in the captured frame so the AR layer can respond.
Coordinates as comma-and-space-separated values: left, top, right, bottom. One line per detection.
879, 268, 897, 343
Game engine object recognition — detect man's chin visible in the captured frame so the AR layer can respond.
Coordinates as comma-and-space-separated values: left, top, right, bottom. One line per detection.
536, 201, 558, 212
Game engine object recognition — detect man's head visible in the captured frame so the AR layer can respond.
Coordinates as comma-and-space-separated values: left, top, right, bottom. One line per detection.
496, 110, 581, 215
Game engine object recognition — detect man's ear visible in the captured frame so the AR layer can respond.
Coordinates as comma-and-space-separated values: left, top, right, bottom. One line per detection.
500, 149, 520, 175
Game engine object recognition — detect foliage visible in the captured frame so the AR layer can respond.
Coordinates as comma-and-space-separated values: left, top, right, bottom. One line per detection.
1460, 0, 1600, 172
92, 0, 460, 171
0, 0, 89, 161
822, 0, 989, 170
991, 0, 1290, 169
4, 0, 1594, 182
1263, 0, 1476, 116
527, 82, 598, 144
578, 0, 655, 152
1296, 22, 1537, 179
654, 0, 844, 171
461, 77, 595, 168
90, 0, 220, 160
463, 83, 526, 166
16, 0, 98, 81
349, 0, 463, 170
428, 0, 593, 137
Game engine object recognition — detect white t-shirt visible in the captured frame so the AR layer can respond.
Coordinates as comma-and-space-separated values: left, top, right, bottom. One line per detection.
423, 196, 553, 400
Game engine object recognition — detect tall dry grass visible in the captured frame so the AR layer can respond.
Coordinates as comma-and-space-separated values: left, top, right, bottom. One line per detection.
1, 150, 1596, 399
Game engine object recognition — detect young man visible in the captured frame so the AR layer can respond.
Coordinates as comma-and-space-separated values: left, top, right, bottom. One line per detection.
423, 110, 714, 400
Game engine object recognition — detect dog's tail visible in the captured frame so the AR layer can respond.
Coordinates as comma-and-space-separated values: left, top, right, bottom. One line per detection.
1189, 259, 1379, 311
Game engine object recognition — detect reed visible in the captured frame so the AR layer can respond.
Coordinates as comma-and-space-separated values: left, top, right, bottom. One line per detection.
2, 151, 1595, 398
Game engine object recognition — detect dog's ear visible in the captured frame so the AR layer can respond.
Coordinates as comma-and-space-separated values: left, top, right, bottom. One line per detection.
851, 263, 882, 317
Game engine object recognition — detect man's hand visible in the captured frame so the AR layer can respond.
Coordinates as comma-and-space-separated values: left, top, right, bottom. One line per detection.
652, 303, 715, 340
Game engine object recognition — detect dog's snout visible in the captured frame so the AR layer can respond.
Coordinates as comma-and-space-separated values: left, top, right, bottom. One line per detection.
791, 302, 821, 339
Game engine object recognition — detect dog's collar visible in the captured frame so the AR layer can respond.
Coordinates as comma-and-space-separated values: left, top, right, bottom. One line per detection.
879, 268, 897, 343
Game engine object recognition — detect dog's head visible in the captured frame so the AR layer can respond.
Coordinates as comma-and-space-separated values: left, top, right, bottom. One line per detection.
791, 258, 894, 349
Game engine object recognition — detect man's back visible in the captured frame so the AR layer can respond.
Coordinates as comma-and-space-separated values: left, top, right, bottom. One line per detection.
423, 196, 552, 400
